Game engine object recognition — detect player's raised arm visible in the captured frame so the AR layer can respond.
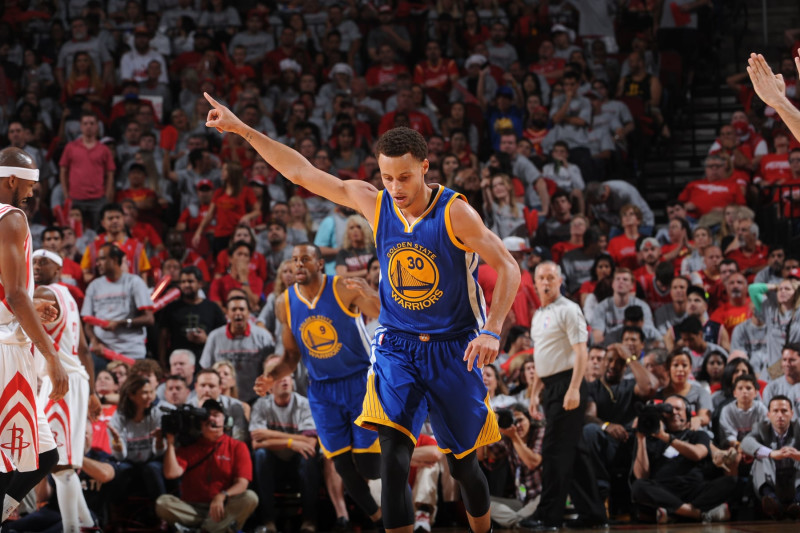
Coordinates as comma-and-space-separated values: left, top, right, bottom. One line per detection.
450, 198, 521, 371
747, 53, 800, 142
204, 92, 378, 221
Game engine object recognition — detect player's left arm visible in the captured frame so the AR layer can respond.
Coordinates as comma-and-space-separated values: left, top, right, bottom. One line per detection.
336, 276, 381, 319
449, 199, 521, 371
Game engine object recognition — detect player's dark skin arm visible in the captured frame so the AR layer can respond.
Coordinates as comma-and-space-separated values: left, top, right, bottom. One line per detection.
254, 296, 303, 396
34, 286, 101, 419
0, 212, 68, 399
336, 276, 381, 319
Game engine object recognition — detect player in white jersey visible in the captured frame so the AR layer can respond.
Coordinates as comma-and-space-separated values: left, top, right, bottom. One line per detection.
0, 147, 68, 521
32, 248, 100, 532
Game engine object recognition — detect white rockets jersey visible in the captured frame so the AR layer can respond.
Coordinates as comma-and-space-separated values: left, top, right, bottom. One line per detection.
0, 203, 33, 346
36, 284, 89, 379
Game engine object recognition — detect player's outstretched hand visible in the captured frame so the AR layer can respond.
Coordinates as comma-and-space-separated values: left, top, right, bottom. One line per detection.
343, 276, 371, 296
204, 92, 247, 135
253, 374, 274, 397
46, 358, 69, 401
747, 53, 787, 108
33, 298, 57, 323
463, 332, 499, 372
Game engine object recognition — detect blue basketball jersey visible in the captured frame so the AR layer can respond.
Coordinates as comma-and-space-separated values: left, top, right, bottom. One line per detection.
286, 275, 372, 382
373, 185, 487, 335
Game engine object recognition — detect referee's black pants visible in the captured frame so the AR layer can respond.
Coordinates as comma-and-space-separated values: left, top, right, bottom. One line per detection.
533, 370, 606, 527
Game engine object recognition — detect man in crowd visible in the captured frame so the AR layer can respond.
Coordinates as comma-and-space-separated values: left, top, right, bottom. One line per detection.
157, 399, 259, 533
193, 369, 250, 443
82, 243, 154, 364
159, 266, 226, 365
80, 203, 151, 283
726, 221, 769, 282
762, 345, 800, 413
200, 295, 275, 404
591, 268, 654, 345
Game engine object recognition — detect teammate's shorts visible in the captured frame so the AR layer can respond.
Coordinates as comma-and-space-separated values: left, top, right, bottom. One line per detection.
308, 371, 379, 458
355, 327, 500, 458
0, 343, 56, 473
39, 371, 89, 467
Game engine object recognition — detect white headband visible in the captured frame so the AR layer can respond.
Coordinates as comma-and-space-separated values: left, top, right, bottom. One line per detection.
32, 249, 63, 267
0, 166, 39, 182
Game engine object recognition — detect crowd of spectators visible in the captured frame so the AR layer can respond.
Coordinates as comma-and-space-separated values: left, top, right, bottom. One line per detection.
3, 0, 800, 531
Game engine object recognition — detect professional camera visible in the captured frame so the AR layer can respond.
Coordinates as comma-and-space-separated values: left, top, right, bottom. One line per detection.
636, 402, 674, 435
160, 404, 208, 445
495, 409, 514, 430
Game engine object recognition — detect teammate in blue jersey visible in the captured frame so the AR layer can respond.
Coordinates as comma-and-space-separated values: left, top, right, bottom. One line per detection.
255, 243, 383, 529
207, 93, 520, 533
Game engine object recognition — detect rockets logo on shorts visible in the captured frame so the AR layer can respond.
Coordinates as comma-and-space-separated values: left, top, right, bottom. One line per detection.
0, 372, 38, 470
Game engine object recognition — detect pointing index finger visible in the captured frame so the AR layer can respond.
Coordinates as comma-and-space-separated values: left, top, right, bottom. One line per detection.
204, 92, 221, 108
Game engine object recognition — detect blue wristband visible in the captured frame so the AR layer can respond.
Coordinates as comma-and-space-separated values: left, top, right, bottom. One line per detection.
479, 329, 501, 341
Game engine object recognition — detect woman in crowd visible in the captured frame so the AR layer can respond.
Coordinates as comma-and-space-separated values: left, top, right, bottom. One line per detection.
63, 51, 104, 104
213, 359, 251, 420
108, 375, 166, 498
484, 363, 516, 410
482, 173, 527, 239
749, 277, 800, 374
107, 361, 130, 388
695, 350, 727, 394
441, 153, 461, 188
580, 254, 615, 306
193, 161, 260, 256
656, 351, 712, 431
488, 403, 544, 528
287, 195, 315, 244
331, 123, 366, 178
335, 215, 375, 278
440, 101, 479, 153
214, 223, 268, 282
450, 128, 478, 169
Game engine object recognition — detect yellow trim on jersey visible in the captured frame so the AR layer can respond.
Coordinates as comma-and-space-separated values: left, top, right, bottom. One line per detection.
332, 276, 360, 318
355, 373, 418, 445
319, 440, 353, 459
391, 185, 445, 233
373, 190, 384, 240
436, 394, 500, 459
292, 275, 327, 309
444, 193, 473, 253
353, 437, 381, 454
283, 289, 291, 325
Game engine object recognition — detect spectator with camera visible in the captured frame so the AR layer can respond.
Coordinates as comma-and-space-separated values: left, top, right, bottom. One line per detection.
159, 266, 227, 366
193, 369, 250, 443
250, 358, 320, 533
157, 399, 259, 533
485, 403, 544, 528
107, 374, 167, 499
584, 344, 658, 502
741, 395, 800, 519
631, 395, 736, 524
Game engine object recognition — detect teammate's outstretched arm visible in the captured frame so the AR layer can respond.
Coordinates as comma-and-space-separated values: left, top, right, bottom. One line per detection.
0, 213, 68, 400
747, 53, 800, 142
204, 92, 378, 220
450, 199, 521, 372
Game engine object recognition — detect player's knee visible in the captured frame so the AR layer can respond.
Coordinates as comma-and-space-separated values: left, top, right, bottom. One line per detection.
332, 453, 359, 480
445, 451, 480, 483
354, 453, 380, 480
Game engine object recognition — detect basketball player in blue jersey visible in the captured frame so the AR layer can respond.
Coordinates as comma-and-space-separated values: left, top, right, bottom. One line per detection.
206, 93, 520, 533
254, 243, 383, 529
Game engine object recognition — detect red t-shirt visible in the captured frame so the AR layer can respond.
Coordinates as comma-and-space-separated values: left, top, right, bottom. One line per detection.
365, 64, 409, 88
633, 266, 671, 311
695, 270, 724, 309
529, 58, 566, 84
178, 204, 212, 234
759, 153, 791, 183
215, 249, 268, 282
130, 221, 163, 249
58, 139, 116, 201
710, 302, 752, 336
606, 234, 639, 270
116, 187, 158, 207
726, 244, 768, 282
211, 186, 257, 238
413, 59, 458, 92
677, 179, 745, 217
477, 263, 497, 310
209, 272, 264, 304
176, 434, 252, 504
408, 433, 438, 487
661, 242, 691, 274
91, 404, 117, 454
60, 257, 84, 290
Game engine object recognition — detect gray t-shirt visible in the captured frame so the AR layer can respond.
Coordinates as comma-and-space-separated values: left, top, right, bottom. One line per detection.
590, 180, 655, 227
531, 296, 588, 377
547, 94, 591, 149
762, 377, 800, 416
719, 400, 768, 443
654, 305, 687, 336
228, 31, 275, 64
200, 325, 275, 403
730, 320, 769, 379
590, 295, 654, 335
57, 37, 112, 77
81, 273, 153, 359
107, 408, 163, 463
250, 392, 316, 460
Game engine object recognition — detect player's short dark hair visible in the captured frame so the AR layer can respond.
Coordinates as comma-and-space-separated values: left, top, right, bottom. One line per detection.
375, 127, 428, 162
295, 242, 323, 260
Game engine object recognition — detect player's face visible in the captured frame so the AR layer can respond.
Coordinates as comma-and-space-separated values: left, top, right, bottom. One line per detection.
32, 257, 59, 285
10, 177, 35, 208
292, 245, 322, 284
195, 374, 221, 402
378, 153, 429, 211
